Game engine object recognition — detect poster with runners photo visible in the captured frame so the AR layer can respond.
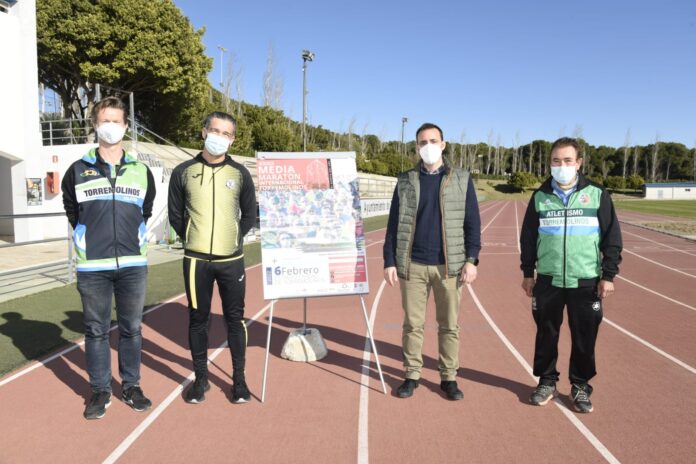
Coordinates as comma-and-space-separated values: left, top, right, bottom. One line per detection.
256, 152, 369, 300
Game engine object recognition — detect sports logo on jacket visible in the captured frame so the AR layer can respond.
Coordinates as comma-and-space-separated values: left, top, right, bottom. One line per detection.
579, 193, 591, 205
80, 169, 99, 178
225, 179, 236, 189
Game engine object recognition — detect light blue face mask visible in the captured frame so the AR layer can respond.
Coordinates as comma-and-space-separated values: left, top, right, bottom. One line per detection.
204, 133, 230, 156
551, 165, 577, 185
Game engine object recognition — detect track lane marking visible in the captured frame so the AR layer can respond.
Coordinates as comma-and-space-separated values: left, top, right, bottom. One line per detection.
615, 275, 696, 311
106, 232, 389, 463
357, 280, 386, 464
0, 291, 188, 387
623, 249, 696, 278
622, 229, 696, 258
466, 285, 620, 463
603, 318, 696, 375
102, 301, 272, 464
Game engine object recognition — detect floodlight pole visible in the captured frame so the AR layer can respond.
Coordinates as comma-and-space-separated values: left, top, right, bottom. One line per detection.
302, 50, 314, 152
217, 45, 227, 89
401, 117, 408, 171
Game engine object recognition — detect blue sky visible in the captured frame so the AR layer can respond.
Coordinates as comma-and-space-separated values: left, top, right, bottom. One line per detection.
173, 0, 696, 148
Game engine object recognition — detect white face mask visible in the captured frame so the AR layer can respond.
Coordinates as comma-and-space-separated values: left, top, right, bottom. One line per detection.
96, 122, 127, 145
204, 132, 231, 156
551, 165, 578, 185
419, 143, 443, 165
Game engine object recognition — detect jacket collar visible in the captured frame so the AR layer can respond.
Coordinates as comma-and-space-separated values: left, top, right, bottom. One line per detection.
82, 147, 137, 165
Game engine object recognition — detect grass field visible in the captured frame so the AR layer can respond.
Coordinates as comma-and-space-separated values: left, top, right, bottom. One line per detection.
0, 216, 388, 376
613, 199, 696, 220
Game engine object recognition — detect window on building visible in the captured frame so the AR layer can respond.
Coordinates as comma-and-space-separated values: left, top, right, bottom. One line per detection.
0, 0, 18, 14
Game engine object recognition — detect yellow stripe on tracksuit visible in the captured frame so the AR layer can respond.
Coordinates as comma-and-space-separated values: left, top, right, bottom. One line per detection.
187, 254, 245, 310
188, 258, 197, 309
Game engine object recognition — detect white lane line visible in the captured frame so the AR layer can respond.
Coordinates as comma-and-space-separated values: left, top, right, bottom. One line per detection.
105, 230, 389, 463
0, 263, 263, 387
603, 318, 696, 375
622, 229, 696, 258
615, 275, 696, 311
514, 201, 521, 253
478, 202, 500, 216
0, 292, 183, 387
482, 202, 508, 233
357, 280, 386, 464
103, 302, 272, 464
623, 249, 696, 279
465, 285, 620, 464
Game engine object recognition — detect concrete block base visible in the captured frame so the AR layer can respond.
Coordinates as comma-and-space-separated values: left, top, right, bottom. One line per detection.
280, 328, 328, 362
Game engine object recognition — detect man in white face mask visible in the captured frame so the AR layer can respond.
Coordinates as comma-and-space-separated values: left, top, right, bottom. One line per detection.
520, 137, 623, 413
62, 96, 156, 419
383, 123, 482, 401
168, 112, 256, 405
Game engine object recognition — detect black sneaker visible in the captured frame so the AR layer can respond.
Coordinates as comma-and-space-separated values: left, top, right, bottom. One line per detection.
570, 383, 594, 413
84, 391, 111, 420
122, 386, 152, 412
185, 376, 210, 404
530, 383, 556, 406
232, 376, 251, 404
396, 379, 419, 398
440, 381, 464, 401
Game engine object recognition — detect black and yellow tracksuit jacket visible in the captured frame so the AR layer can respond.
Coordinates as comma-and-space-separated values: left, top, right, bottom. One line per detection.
167, 153, 256, 260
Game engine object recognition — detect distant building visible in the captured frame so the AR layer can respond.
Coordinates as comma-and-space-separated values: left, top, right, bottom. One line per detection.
643, 183, 696, 200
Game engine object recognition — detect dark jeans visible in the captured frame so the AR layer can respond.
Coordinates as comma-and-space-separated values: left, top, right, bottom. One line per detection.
532, 276, 603, 385
77, 266, 147, 392
183, 256, 246, 378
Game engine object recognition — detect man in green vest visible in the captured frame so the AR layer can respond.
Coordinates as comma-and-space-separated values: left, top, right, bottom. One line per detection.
520, 137, 622, 413
383, 123, 481, 401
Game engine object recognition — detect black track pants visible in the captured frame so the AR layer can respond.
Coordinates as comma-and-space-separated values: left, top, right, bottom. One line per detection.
183, 256, 247, 377
532, 277, 603, 385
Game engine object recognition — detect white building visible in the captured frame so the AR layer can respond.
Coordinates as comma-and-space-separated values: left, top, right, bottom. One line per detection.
643, 183, 696, 200
0, 0, 46, 242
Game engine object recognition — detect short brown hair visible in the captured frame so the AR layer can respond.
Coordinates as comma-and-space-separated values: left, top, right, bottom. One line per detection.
551, 137, 582, 158
91, 96, 128, 126
203, 111, 237, 136
416, 122, 444, 141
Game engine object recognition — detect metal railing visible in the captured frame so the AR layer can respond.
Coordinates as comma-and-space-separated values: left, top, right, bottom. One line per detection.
0, 212, 74, 284
40, 118, 193, 183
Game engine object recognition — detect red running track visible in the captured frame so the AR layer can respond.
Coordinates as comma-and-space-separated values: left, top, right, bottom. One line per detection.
0, 200, 694, 463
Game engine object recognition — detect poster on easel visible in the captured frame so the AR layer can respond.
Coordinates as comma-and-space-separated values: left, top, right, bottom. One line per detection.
256, 152, 369, 300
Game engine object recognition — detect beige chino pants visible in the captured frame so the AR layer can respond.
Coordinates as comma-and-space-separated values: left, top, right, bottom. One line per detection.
399, 262, 462, 381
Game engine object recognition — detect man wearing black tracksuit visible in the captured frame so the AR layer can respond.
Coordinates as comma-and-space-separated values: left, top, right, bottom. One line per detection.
168, 111, 256, 404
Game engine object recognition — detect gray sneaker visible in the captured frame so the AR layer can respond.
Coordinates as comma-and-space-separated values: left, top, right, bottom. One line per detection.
570, 383, 594, 413
84, 391, 112, 420
529, 384, 556, 406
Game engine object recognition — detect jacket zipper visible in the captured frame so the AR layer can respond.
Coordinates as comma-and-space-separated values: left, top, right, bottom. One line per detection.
112, 164, 123, 269
439, 170, 452, 279
562, 189, 579, 287
209, 165, 215, 257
